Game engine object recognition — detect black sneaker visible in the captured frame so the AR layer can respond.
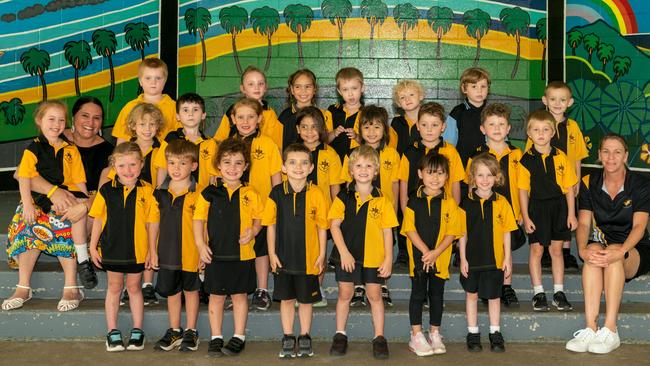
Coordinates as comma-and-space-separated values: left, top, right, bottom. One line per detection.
350, 286, 366, 307
208, 338, 224, 357
77, 260, 98, 289
106, 329, 124, 352
297, 334, 313, 358
394, 251, 408, 268
330, 333, 348, 356
126, 328, 145, 351
381, 286, 393, 307
154, 328, 183, 351
252, 288, 271, 311
466, 332, 482, 352
532, 293, 550, 312
328, 258, 336, 270
222, 336, 245, 356
552, 291, 573, 311
541, 249, 552, 268
119, 289, 129, 306
372, 335, 389, 360
501, 286, 520, 308
279, 335, 296, 358
489, 331, 505, 352
564, 252, 580, 270
143, 284, 158, 305
179, 329, 199, 352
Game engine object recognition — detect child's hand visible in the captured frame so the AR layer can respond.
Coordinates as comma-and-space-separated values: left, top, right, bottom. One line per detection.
340, 251, 356, 273
335, 125, 346, 137
567, 215, 578, 231
198, 244, 212, 264
89, 247, 102, 269
378, 258, 392, 278
421, 250, 438, 265
345, 128, 357, 140
502, 257, 512, 279
61, 201, 87, 223
270, 254, 283, 273
239, 227, 253, 245
148, 252, 159, 270
523, 217, 536, 234
460, 259, 469, 278
573, 183, 580, 197
423, 262, 435, 273
199, 261, 206, 271
22, 203, 36, 225
314, 254, 325, 275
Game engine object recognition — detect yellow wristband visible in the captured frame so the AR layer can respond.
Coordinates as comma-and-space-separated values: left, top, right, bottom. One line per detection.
46, 185, 59, 198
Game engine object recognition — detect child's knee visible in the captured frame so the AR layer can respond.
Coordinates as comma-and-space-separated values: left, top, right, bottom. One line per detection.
365, 287, 382, 303
107, 281, 123, 294
466, 292, 479, 301
125, 282, 140, 294
530, 245, 543, 257
337, 284, 354, 301
549, 245, 563, 257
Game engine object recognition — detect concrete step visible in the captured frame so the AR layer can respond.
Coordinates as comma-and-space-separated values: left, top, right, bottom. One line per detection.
1, 299, 649, 342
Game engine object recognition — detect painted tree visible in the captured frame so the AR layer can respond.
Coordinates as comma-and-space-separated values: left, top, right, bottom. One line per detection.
283, 4, 313, 68
567, 29, 582, 56
251, 6, 281, 71
535, 17, 547, 80
92, 29, 117, 102
612, 55, 631, 81
426, 6, 454, 61
499, 7, 530, 79
185, 7, 212, 81
63, 40, 93, 96
124, 22, 150, 60
393, 3, 418, 70
360, 0, 388, 59
583, 33, 599, 64
0, 98, 26, 126
321, 0, 352, 66
20, 48, 50, 101
597, 43, 615, 72
219, 6, 248, 75
462, 8, 491, 65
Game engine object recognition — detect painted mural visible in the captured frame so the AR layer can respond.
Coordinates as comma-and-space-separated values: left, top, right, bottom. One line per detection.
566, 0, 649, 169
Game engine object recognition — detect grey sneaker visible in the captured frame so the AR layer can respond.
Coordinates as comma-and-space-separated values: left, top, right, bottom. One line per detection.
279, 335, 296, 358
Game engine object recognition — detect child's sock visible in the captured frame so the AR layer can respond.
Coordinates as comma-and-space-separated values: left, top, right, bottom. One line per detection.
533, 285, 544, 295
553, 284, 564, 293
336, 330, 347, 336
233, 334, 246, 341
74, 243, 89, 263
173, 328, 181, 332
142, 282, 153, 288
489, 325, 500, 334
211, 335, 223, 340
468, 326, 479, 334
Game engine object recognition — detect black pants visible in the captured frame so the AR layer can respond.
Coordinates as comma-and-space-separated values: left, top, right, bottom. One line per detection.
409, 272, 445, 326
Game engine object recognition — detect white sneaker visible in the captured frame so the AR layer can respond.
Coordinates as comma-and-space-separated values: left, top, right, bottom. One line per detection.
429, 331, 446, 354
566, 328, 597, 352
588, 327, 620, 354
409, 332, 434, 356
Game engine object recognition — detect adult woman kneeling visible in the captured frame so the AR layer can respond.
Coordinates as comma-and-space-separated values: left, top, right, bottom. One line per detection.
566, 133, 650, 354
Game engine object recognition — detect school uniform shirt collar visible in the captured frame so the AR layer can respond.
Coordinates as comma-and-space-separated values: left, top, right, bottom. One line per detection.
282, 180, 311, 194
158, 175, 197, 193
599, 169, 628, 196
347, 181, 381, 199
415, 138, 444, 151
35, 133, 72, 147
463, 98, 487, 111
172, 127, 209, 142
111, 177, 145, 189
527, 145, 559, 157
416, 185, 445, 200
468, 189, 497, 202
130, 136, 161, 148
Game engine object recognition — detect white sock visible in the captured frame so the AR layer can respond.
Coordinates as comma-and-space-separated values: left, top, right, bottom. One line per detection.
142, 282, 153, 288
490, 325, 500, 334
211, 335, 223, 340
336, 330, 347, 336
553, 284, 564, 293
74, 244, 89, 263
468, 326, 479, 334
173, 328, 181, 332
533, 285, 544, 295
233, 334, 246, 341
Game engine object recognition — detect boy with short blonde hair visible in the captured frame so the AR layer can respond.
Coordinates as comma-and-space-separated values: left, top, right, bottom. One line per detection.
328, 67, 364, 161
390, 80, 425, 155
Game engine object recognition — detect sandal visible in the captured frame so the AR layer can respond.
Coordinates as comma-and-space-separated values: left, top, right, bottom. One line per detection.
57, 286, 84, 312
1, 285, 32, 310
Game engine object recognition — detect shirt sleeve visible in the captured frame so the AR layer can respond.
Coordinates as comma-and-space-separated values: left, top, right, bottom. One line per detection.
146, 189, 159, 223
206, 140, 220, 177
500, 199, 518, 232
112, 103, 133, 141
69, 148, 86, 184
323, 109, 334, 131
464, 157, 473, 184
446, 148, 465, 183
260, 195, 277, 226
569, 121, 589, 161
213, 115, 231, 142
17, 149, 38, 178
267, 139, 282, 175
88, 189, 107, 219
632, 176, 650, 213
561, 156, 578, 191
193, 192, 211, 221
153, 140, 168, 170
340, 155, 352, 183
249, 189, 265, 220
388, 127, 399, 151
400, 206, 416, 236
443, 115, 458, 146
315, 188, 330, 229
457, 207, 467, 237
389, 148, 400, 182
381, 198, 399, 228
328, 151, 344, 185
327, 196, 345, 221
398, 155, 410, 182
517, 162, 531, 192
578, 175, 593, 211
447, 203, 465, 238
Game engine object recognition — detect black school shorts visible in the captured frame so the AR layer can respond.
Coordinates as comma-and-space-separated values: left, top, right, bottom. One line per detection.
460, 269, 504, 299
102, 262, 145, 274
272, 271, 321, 304
335, 265, 385, 285
204, 259, 256, 296
527, 197, 571, 247
253, 227, 268, 257
155, 269, 201, 297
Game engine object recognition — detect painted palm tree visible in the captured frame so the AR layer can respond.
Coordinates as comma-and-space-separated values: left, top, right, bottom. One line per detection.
567, 29, 582, 56
462, 8, 491, 65
583, 33, 599, 64
0, 98, 26, 126
251, 6, 280, 71
20, 48, 50, 101
612, 56, 631, 81
219, 6, 248, 75
92, 29, 117, 102
535, 17, 547, 80
283, 4, 313, 68
499, 7, 530, 79
360, 0, 388, 59
185, 7, 212, 81
597, 43, 615, 72
426, 6, 454, 61
124, 22, 150, 61
63, 40, 93, 96
321, 0, 352, 66
393, 3, 418, 70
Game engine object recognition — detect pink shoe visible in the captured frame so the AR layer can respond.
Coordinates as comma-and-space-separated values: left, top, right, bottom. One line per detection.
409, 332, 433, 356
429, 331, 446, 354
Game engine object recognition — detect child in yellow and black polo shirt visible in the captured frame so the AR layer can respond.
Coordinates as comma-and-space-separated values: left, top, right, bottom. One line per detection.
89, 142, 158, 352
263, 143, 328, 359
460, 153, 517, 353
328, 145, 398, 360
518, 110, 578, 313
194, 138, 264, 357
149, 139, 202, 352
327, 67, 363, 162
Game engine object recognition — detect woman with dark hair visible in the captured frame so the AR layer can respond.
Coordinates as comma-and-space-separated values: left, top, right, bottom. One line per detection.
566, 133, 650, 354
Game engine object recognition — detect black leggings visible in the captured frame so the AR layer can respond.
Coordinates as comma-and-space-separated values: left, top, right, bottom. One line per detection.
409, 273, 445, 326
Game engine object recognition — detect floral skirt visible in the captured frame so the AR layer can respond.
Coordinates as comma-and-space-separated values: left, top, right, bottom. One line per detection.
6, 204, 75, 259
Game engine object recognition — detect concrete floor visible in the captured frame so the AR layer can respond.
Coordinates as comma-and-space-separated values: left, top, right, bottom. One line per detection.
2, 341, 649, 366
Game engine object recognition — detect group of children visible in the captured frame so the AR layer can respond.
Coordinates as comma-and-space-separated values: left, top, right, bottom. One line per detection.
12, 56, 591, 358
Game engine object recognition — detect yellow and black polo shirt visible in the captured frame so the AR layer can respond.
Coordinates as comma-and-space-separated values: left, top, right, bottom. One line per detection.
132, 136, 161, 187
154, 128, 218, 187
400, 187, 463, 279
262, 181, 329, 275
466, 143, 523, 220
89, 179, 157, 265
151, 178, 202, 272
341, 145, 400, 207
111, 94, 180, 141
398, 140, 465, 198
327, 103, 361, 162
525, 117, 589, 166
459, 191, 517, 271
327, 184, 399, 268
243, 134, 282, 203
213, 100, 282, 144
389, 114, 420, 156
517, 146, 577, 200
304, 143, 343, 207
278, 105, 334, 151
193, 180, 263, 261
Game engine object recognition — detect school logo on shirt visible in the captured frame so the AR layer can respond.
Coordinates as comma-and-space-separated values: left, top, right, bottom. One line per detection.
189, 203, 196, 213
252, 147, 265, 160
497, 213, 504, 226
64, 151, 73, 163
138, 196, 146, 207
309, 207, 317, 221
382, 160, 393, 171
242, 194, 250, 207
623, 199, 632, 208
557, 164, 565, 176
369, 206, 381, 219
201, 148, 210, 160
443, 212, 451, 223
569, 134, 575, 145
512, 158, 519, 167
318, 160, 329, 172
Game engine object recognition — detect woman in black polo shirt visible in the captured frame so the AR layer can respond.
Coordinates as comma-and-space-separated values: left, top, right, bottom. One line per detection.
566, 133, 650, 354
